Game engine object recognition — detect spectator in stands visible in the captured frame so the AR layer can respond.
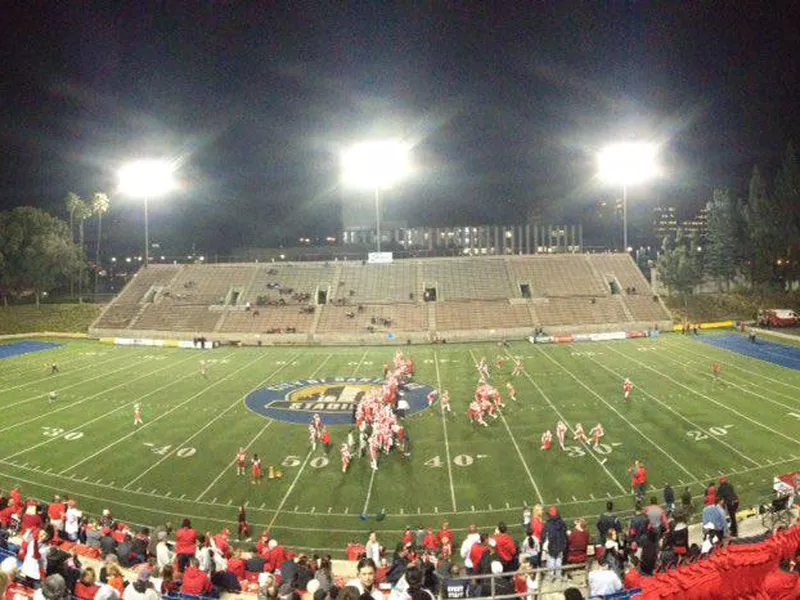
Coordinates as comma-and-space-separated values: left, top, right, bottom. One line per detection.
704, 481, 717, 506
702, 497, 728, 542
645, 496, 669, 535
33, 574, 70, 600
386, 544, 410, 585
85, 521, 102, 549
74, 568, 99, 600
267, 538, 288, 573
440, 564, 469, 600
104, 564, 125, 597
155, 530, 173, 570
130, 528, 149, 565
99, 527, 117, 557
680, 486, 693, 518
596, 501, 622, 544
530, 505, 545, 544
122, 569, 159, 600
315, 556, 333, 594
542, 506, 568, 582
763, 559, 800, 598
587, 555, 623, 599
518, 531, 540, 568
175, 518, 198, 573
566, 519, 589, 565
64, 500, 82, 542
116, 534, 134, 568
346, 557, 383, 600
182, 557, 214, 597
563, 588, 584, 600
257, 573, 277, 600
639, 529, 660, 576
365, 531, 382, 566
159, 565, 179, 596
46, 497, 65, 535
663, 483, 675, 517
717, 476, 739, 537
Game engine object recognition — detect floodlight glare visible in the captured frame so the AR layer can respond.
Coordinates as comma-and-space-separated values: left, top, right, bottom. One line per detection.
118, 160, 176, 198
598, 142, 659, 251
118, 159, 177, 267
341, 140, 411, 252
341, 141, 410, 190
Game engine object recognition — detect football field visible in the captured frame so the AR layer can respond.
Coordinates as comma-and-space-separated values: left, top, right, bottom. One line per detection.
1, 333, 799, 554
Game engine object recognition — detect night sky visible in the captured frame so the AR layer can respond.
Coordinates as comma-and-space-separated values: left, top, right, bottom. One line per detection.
1, 2, 799, 256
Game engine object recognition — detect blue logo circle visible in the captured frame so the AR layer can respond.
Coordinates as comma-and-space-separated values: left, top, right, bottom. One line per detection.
244, 377, 435, 425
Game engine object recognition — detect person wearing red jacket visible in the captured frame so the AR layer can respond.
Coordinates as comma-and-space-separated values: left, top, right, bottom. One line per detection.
266, 539, 288, 572
175, 518, 198, 573
181, 557, 214, 596
493, 522, 518, 569
704, 482, 717, 506
214, 528, 232, 558
422, 528, 439, 553
438, 522, 454, 547
21, 504, 43, 532
468, 534, 488, 574
47, 496, 66, 533
227, 550, 247, 580
402, 527, 414, 547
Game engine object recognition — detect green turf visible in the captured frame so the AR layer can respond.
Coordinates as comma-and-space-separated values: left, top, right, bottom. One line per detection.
1, 335, 799, 555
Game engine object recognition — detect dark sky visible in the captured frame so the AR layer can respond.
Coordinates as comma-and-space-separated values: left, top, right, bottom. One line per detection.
1, 1, 799, 255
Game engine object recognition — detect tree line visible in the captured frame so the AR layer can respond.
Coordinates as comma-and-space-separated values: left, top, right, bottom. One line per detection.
658, 142, 800, 298
0, 192, 111, 306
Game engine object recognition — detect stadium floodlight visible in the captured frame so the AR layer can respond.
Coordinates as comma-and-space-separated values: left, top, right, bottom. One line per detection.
118, 160, 177, 268
598, 142, 659, 252
341, 141, 410, 253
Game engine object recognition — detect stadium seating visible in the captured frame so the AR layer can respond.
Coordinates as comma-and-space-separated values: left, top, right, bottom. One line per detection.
91, 254, 672, 341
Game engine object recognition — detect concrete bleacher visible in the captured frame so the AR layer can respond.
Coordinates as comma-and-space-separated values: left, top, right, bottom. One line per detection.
434, 300, 533, 331
91, 254, 672, 342
316, 304, 428, 334
510, 255, 609, 298
336, 262, 417, 303
421, 258, 513, 300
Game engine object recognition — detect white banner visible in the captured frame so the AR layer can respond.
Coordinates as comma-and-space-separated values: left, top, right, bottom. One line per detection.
367, 252, 394, 264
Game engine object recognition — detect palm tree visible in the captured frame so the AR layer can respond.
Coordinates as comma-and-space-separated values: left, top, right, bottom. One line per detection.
74, 197, 91, 303
91, 192, 111, 293
64, 192, 82, 297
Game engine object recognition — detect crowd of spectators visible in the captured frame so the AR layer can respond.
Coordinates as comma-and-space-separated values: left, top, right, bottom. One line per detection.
2, 477, 800, 600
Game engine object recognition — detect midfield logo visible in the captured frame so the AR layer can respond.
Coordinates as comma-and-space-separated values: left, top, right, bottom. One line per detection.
244, 377, 434, 425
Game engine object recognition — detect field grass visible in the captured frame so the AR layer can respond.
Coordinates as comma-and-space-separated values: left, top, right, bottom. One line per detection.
1, 334, 799, 555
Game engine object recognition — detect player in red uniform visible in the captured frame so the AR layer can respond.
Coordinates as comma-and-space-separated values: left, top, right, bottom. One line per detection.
556, 421, 567, 450
540, 430, 552, 450
623, 378, 633, 401
712, 362, 721, 383
236, 448, 247, 476
590, 423, 604, 449
320, 428, 332, 453
340, 443, 351, 473
468, 400, 488, 427
251, 454, 263, 484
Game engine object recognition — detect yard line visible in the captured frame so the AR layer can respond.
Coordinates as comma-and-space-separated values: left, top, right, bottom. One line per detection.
510, 351, 628, 494
267, 450, 314, 530
194, 353, 335, 501
0, 352, 199, 435
122, 353, 303, 490
536, 347, 697, 480
433, 351, 457, 512
0, 352, 131, 396
55, 351, 255, 473
0, 355, 157, 412
658, 346, 800, 410
362, 468, 377, 515
0, 349, 124, 390
470, 350, 545, 503
6, 362, 209, 462
676, 343, 800, 393
582, 354, 760, 467
604, 344, 800, 450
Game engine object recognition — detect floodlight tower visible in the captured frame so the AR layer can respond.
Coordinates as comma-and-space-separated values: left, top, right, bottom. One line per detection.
341, 141, 410, 253
117, 160, 177, 267
598, 142, 658, 252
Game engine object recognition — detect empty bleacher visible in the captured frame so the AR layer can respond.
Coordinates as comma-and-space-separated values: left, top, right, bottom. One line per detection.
534, 296, 629, 327
510, 255, 608, 297
336, 262, 416, 303
421, 258, 513, 300
587, 253, 651, 294
132, 304, 221, 332
92, 264, 180, 330
165, 264, 256, 305
623, 294, 672, 323
316, 304, 428, 333
218, 306, 316, 334
434, 300, 533, 331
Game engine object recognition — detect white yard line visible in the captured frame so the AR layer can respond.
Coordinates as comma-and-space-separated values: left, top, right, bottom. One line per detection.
123, 353, 303, 490
57, 351, 258, 474
511, 351, 628, 494
604, 343, 800, 449
676, 342, 800, 393
469, 350, 545, 503
0, 349, 120, 389
433, 351, 458, 512
0, 352, 199, 434
194, 353, 334, 502
659, 345, 800, 408
583, 353, 760, 467
0, 354, 152, 411
361, 467, 377, 515
537, 347, 698, 480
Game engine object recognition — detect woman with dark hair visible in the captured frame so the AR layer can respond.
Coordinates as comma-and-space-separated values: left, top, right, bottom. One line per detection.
345, 558, 382, 600
315, 556, 333, 594
175, 518, 197, 573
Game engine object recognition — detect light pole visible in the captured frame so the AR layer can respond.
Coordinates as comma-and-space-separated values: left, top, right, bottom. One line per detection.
598, 142, 658, 252
341, 140, 410, 253
117, 160, 176, 267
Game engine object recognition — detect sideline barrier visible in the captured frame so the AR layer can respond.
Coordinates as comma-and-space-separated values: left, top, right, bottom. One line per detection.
529, 330, 649, 344
102, 337, 208, 349
672, 320, 735, 332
